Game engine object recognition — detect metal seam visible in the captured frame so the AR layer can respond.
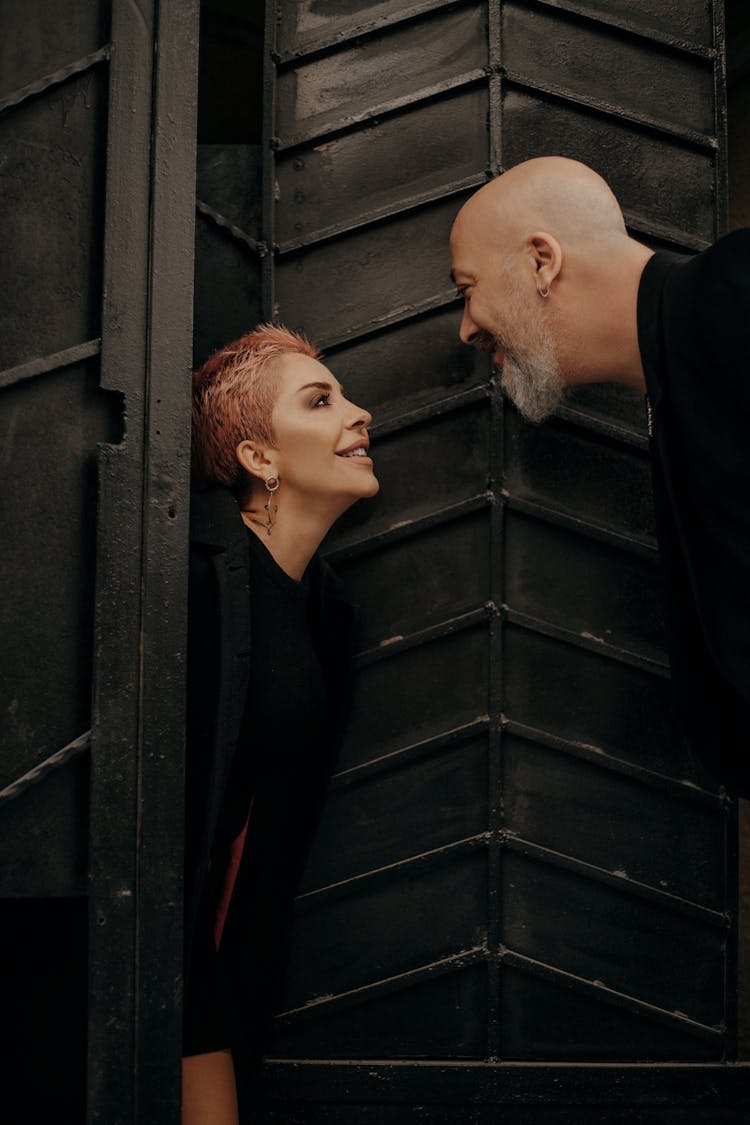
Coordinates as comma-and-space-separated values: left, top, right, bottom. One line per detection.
0, 338, 102, 392
0, 731, 90, 806
195, 198, 265, 256
0, 45, 110, 117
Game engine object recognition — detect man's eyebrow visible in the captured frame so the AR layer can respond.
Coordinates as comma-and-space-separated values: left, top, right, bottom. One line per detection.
451, 270, 473, 286
297, 380, 345, 395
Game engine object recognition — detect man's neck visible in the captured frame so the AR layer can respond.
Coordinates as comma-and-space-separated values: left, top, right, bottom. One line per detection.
559, 239, 654, 393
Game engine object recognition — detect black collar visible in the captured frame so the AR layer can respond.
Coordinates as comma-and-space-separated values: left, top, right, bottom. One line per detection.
189, 485, 247, 554
189, 484, 351, 611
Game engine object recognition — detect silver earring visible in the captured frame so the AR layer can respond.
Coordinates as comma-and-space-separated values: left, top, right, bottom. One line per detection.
537, 285, 550, 298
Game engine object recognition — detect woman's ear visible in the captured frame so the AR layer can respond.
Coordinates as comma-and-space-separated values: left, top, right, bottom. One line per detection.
527, 231, 562, 295
236, 440, 277, 483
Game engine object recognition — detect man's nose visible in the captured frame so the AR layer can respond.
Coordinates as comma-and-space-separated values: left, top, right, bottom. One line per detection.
459, 301, 480, 346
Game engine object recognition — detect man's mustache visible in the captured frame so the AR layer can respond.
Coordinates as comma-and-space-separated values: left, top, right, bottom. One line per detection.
476, 329, 498, 353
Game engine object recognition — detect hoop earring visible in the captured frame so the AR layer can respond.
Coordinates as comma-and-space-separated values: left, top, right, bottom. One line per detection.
537, 285, 550, 298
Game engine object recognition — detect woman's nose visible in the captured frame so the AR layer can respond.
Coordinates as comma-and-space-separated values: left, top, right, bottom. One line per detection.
459, 301, 480, 346
348, 401, 372, 429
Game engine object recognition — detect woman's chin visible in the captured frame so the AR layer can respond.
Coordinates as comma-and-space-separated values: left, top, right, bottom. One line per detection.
360, 472, 380, 497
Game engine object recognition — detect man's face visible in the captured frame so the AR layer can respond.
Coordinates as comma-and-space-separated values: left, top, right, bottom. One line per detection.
450, 224, 565, 423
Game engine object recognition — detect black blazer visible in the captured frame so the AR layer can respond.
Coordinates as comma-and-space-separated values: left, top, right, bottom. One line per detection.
637, 229, 750, 796
185, 485, 356, 1052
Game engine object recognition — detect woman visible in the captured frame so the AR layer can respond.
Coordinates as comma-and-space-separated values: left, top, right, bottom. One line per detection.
183, 324, 378, 1123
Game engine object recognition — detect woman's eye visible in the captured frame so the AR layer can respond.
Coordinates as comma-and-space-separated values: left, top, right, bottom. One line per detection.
313, 393, 331, 408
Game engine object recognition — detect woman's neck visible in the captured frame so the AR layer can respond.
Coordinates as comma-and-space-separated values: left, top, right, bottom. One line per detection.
240, 494, 336, 582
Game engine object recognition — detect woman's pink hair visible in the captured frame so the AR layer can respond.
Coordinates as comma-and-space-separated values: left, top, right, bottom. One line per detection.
192, 323, 321, 491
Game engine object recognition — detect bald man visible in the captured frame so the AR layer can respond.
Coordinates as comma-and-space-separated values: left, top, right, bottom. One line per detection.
450, 156, 750, 796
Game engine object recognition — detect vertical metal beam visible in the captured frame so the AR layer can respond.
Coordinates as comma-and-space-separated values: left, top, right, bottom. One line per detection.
262, 0, 278, 320
711, 0, 737, 1063
89, 1, 155, 1117
488, 0, 503, 178
136, 0, 199, 1120
486, 0, 504, 1063
713, 0, 729, 237
89, 0, 198, 1121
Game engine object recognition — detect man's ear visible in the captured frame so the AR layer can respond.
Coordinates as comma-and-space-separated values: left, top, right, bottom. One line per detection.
527, 231, 562, 294
236, 439, 277, 483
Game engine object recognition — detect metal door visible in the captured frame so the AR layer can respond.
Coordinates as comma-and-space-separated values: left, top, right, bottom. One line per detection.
0, 2, 198, 1121
221, 0, 750, 1120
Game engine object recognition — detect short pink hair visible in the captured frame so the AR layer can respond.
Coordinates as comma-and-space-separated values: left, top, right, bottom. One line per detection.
192, 323, 321, 491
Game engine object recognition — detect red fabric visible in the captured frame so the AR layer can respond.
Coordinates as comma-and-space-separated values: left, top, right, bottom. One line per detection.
213, 800, 253, 951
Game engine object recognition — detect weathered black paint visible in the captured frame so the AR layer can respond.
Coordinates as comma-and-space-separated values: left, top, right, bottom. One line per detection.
0, 1, 199, 1122
2, 0, 747, 1120
208, 0, 750, 1120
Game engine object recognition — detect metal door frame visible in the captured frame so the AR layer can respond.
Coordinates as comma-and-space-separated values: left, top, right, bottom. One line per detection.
87, 2, 199, 1120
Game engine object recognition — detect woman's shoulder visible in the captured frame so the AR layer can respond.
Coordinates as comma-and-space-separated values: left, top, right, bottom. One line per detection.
190, 485, 245, 552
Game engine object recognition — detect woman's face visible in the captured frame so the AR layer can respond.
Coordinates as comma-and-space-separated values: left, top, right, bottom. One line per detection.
266, 354, 379, 508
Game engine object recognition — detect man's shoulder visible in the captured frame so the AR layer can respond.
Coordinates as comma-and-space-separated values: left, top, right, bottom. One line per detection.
673, 228, 750, 292
658, 228, 750, 346
707, 227, 750, 258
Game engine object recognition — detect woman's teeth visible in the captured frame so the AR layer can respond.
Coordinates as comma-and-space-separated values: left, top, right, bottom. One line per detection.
340, 448, 368, 457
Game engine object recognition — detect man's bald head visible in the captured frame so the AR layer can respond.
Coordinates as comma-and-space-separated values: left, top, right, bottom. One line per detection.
452, 157, 626, 253
448, 158, 649, 422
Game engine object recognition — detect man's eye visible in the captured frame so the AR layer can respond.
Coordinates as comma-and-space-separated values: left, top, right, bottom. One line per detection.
456, 286, 469, 300
313, 393, 331, 408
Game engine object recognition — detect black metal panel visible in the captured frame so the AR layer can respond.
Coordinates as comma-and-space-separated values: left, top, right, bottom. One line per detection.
0, 69, 106, 369
503, 412, 657, 545
251, 1107, 748, 1125
0, 756, 88, 897
276, 85, 488, 246
0, 0, 105, 94
287, 846, 487, 1006
541, 0, 714, 49
1, 0, 198, 1121
301, 733, 488, 891
194, 144, 263, 364
0, 6, 111, 1115
276, 193, 471, 343
344, 625, 489, 766
335, 511, 490, 646
501, 850, 725, 1026
0, 361, 119, 785
501, 734, 726, 903
503, 3, 715, 136
222, 0, 742, 1116
502, 625, 706, 781
324, 305, 487, 420
502, 89, 716, 244
2, 897, 88, 1120
499, 964, 722, 1061
274, 963, 489, 1060
276, 3, 487, 146
564, 380, 651, 434
276, 0, 463, 57
504, 509, 666, 659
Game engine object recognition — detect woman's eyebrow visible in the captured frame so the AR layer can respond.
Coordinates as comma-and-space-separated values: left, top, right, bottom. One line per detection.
297, 380, 345, 394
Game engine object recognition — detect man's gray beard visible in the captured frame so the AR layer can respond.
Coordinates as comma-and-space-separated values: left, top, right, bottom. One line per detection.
489, 260, 566, 424
501, 342, 565, 424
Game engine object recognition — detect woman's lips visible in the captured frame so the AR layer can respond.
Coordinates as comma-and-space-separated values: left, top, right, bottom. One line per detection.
337, 450, 373, 465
